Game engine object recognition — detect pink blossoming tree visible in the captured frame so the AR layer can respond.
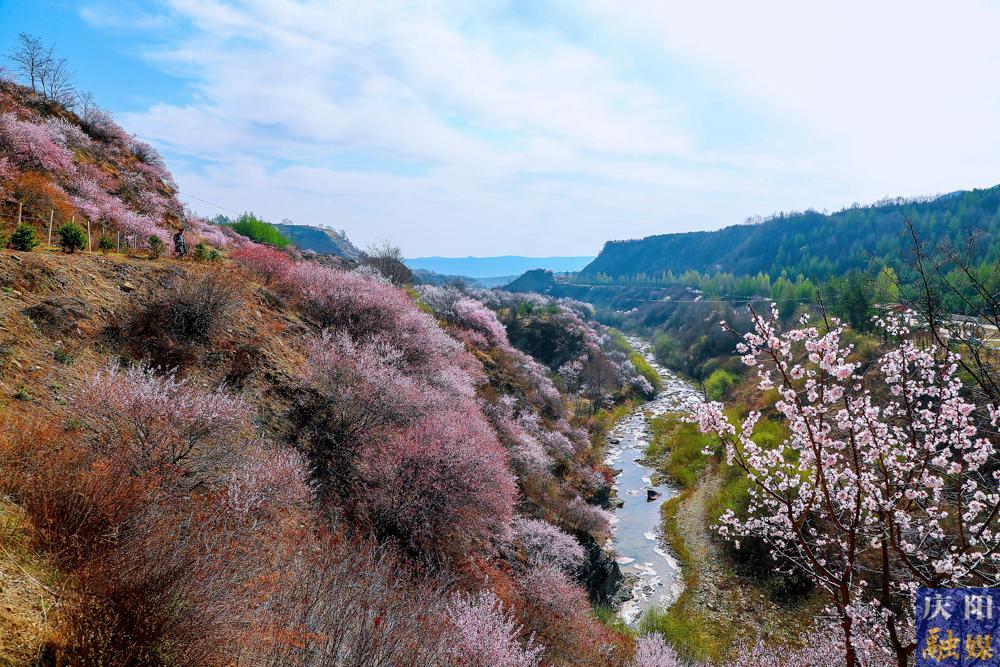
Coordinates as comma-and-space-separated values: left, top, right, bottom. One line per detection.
694, 306, 1000, 667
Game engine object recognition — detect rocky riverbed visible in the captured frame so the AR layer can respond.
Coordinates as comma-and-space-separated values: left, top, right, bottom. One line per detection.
606, 336, 702, 624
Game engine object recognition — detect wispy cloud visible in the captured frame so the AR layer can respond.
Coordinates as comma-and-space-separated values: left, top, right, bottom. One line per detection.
81, 0, 1000, 255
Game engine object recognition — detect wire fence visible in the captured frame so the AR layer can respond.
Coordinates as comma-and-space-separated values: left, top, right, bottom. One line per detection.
0, 203, 151, 254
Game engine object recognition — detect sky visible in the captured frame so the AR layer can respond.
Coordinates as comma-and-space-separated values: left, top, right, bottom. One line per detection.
2, 1, 1000, 257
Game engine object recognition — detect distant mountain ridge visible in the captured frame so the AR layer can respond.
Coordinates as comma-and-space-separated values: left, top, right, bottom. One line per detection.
580, 186, 1000, 281
406, 255, 594, 279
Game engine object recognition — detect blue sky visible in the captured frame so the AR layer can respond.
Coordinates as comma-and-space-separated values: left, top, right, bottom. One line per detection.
3, 1, 1000, 256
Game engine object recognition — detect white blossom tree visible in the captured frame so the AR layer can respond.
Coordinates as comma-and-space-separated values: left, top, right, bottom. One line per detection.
694, 305, 1000, 667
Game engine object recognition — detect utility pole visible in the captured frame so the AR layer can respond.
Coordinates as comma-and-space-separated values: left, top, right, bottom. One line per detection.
48, 209, 54, 247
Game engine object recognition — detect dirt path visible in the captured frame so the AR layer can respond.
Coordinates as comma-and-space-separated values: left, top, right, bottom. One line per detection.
665, 470, 823, 659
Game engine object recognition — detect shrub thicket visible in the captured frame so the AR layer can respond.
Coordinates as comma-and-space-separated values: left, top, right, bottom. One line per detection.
113, 271, 242, 367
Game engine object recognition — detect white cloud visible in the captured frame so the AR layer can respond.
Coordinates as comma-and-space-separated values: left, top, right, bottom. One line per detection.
94, 0, 1000, 255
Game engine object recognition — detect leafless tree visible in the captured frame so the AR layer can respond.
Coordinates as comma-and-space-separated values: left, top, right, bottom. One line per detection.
41, 55, 76, 106
6, 32, 75, 104
898, 217, 1000, 406
8, 32, 51, 94
361, 240, 413, 286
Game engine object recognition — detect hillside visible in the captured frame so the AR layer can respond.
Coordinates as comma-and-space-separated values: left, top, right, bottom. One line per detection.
581, 186, 1000, 281
506, 268, 557, 292
0, 240, 670, 665
0, 79, 234, 253
271, 222, 362, 260
407, 255, 595, 279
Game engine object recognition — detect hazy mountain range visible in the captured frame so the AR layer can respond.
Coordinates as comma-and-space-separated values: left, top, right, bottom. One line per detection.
405, 255, 594, 280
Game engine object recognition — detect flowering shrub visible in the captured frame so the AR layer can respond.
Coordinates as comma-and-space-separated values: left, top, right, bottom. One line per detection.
513, 517, 585, 573
77, 362, 252, 485
282, 262, 476, 393
694, 306, 1000, 665
355, 406, 516, 558
555, 496, 613, 536
453, 297, 510, 346
225, 444, 311, 519
80, 105, 132, 145
46, 116, 92, 151
631, 634, 682, 667
231, 243, 293, 286
445, 591, 542, 667
0, 112, 74, 173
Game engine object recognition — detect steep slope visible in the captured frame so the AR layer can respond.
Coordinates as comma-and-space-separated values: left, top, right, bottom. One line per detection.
0, 240, 657, 665
581, 185, 1000, 281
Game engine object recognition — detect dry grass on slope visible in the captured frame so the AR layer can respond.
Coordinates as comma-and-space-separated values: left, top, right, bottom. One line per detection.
0, 497, 59, 666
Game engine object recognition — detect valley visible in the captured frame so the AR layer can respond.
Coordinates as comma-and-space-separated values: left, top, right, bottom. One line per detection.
606, 337, 699, 624
2, 15, 1000, 667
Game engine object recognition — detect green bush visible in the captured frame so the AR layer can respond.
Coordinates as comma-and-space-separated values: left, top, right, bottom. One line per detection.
653, 332, 681, 369
208, 248, 222, 262
57, 223, 87, 253
192, 241, 209, 261
97, 233, 114, 254
147, 235, 164, 259
9, 224, 40, 251
228, 212, 290, 247
704, 368, 737, 400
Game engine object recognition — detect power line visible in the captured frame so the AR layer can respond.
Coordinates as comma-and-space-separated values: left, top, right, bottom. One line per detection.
175, 191, 240, 216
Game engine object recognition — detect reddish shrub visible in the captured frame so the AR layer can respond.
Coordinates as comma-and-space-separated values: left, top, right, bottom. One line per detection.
238, 526, 452, 667
231, 243, 293, 286
113, 271, 243, 367
355, 406, 517, 560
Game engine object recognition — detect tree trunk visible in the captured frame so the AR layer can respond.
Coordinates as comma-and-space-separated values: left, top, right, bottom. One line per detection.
843, 612, 856, 667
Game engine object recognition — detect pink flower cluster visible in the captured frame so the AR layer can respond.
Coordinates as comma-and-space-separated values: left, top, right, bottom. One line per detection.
631, 634, 682, 667
77, 362, 252, 483
445, 591, 542, 667
513, 517, 585, 572
0, 111, 74, 173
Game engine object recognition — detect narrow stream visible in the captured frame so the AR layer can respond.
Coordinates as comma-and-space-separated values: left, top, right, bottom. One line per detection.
605, 336, 703, 624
